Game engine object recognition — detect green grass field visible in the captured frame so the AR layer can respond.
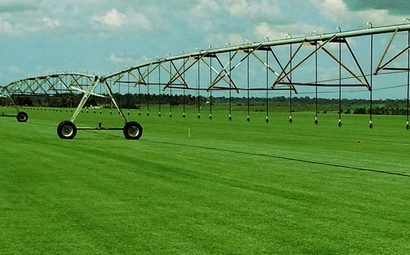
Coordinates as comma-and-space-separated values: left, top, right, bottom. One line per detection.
1, 105, 409, 254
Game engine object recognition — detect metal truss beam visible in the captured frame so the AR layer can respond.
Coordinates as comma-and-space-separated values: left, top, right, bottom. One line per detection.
3, 22, 410, 132
273, 35, 370, 90
102, 23, 410, 97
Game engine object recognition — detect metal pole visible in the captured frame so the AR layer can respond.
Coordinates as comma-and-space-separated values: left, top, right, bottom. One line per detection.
370, 34, 374, 129
70, 76, 99, 123
147, 67, 150, 116
183, 61, 186, 118
315, 42, 319, 125
407, 31, 410, 129
209, 57, 213, 120
158, 65, 161, 117
289, 43, 293, 124
338, 40, 343, 127
229, 51, 232, 121
197, 59, 201, 119
169, 61, 172, 118
266, 49, 269, 123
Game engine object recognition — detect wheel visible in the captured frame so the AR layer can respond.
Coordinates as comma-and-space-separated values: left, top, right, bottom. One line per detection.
57, 121, 77, 139
123, 121, 143, 140
17, 112, 28, 122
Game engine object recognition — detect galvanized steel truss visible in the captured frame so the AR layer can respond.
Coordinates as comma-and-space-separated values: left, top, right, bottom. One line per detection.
2, 22, 410, 137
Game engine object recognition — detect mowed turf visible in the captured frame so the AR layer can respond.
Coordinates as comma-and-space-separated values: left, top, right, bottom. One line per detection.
0, 106, 409, 254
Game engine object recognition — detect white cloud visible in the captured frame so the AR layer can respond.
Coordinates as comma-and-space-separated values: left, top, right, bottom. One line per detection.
0, 19, 15, 35
223, 0, 284, 21
205, 33, 246, 48
42, 17, 60, 28
254, 22, 327, 41
107, 53, 136, 66
7, 65, 23, 75
126, 9, 152, 30
94, 8, 125, 27
189, 0, 222, 31
311, 0, 406, 28
224, 0, 248, 15
93, 8, 152, 32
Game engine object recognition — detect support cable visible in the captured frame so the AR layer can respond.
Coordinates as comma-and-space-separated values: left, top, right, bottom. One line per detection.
289, 43, 293, 124
315, 43, 319, 125
138, 74, 141, 116
183, 61, 186, 118
370, 34, 374, 129
127, 72, 130, 116
229, 51, 233, 121
338, 39, 343, 127
266, 49, 269, 123
407, 31, 410, 130
169, 61, 173, 118
110, 78, 114, 114
118, 76, 121, 115
209, 57, 213, 120
247, 55, 250, 122
158, 65, 162, 117
197, 59, 201, 119
147, 68, 150, 116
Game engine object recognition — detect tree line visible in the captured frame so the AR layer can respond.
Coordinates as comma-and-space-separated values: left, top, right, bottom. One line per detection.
2, 93, 410, 115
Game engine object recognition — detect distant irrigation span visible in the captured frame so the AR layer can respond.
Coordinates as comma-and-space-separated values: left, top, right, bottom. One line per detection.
1, 22, 410, 139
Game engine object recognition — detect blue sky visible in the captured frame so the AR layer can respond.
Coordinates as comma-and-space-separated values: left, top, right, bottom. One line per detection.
0, 0, 409, 99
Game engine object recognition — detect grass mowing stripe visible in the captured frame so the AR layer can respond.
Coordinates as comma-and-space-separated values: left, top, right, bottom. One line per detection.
143, 140, 410, 178
1, 108, 410, 254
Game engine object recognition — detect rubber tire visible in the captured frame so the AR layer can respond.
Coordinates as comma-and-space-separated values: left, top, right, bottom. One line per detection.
17, 112, 28, 122
123, 121, 143, 140
57, 121, 77, 139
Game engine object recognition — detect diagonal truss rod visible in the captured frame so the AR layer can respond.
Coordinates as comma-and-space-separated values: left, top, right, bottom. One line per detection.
208, 44, 265, 90
375, 44, 410, 74
321, 39, 370, 89
163, 53, 208, 90
273, 35, 337, 87
200, 55, 239, 92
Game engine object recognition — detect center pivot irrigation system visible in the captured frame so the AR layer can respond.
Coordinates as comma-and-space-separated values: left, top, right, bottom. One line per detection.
1, 22, 410, 139
0, 73, 143, 139
0, 86, 28, 122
